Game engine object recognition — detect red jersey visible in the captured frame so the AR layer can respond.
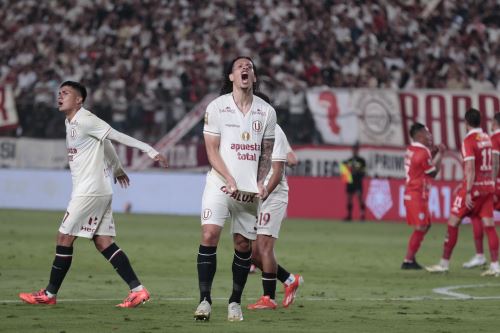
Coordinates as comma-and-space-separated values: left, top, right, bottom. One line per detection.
404, 142, 436, 200
461, 128, 494, 194
491, 130, 500, 182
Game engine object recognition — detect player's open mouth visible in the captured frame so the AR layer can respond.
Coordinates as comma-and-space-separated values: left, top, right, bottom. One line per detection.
241, 73, 248, 81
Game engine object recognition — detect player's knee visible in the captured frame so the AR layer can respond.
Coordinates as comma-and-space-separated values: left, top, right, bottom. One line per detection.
233, 236, 251, 252
93, 235, 114, 252
201, 229, 219, 246
56, 232, 76, 247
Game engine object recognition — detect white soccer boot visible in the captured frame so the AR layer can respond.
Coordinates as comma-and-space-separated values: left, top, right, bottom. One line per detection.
227, 302, 243, 321
194, 298, 211, 321
481, 263, 500, 277
426, 260, 449, 273
462, 254, 487, 269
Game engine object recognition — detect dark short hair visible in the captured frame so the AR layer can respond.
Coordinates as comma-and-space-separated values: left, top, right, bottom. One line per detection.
465, 108, 481, 127
494, 112, 500, 126
409, 122, 426, 139
60, 81, 87, 103
219, 56, 259, 95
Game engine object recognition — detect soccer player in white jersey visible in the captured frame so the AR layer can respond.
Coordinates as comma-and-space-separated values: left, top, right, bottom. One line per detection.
19, 81, 168, 307
194, 57, 276, 322
247, 123, 304, 310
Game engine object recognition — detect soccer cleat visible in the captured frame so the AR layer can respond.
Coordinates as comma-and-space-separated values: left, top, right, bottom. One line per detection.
194, 299, 211, 321
116, 288, 150, 308
462, 255, 487, 269
401, 260, 423, 270
247, 295, 277, 310
480, 265, 500, 277
283, 274, 304, 308
227, 302, 243, 321
19, 289, 56, 305
425, 264, 449, 273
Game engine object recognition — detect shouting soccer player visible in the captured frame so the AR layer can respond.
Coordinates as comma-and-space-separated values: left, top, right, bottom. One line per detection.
19, 81, 168, 307
426, 108, 500, 276
194, 57, 276, 321
401, 123, 445, 269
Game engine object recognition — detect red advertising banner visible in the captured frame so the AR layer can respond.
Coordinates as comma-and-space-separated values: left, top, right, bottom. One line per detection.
287, 176, 500, 223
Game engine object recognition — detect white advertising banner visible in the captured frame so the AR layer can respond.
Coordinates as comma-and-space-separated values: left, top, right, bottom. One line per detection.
0, 137, 67, 168
0, 85, 18, 130
307, 88, 500, 148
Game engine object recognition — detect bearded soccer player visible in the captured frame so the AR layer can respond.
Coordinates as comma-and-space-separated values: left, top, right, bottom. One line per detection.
401, 123, 445, 269
194, 57, 276, 322
426, 108, 500, 276
462, 112, 500, 270
19, 81, 168, 307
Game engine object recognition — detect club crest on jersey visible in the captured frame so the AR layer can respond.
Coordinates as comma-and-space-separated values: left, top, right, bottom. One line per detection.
70, 127, 77, 139
252, 120, 263, 133
202, 208, 212, 220
242, 131, 250, 141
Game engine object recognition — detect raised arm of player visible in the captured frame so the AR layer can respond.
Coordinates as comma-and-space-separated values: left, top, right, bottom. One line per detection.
105, 128, 168, 168
428, 144, 446, 178
103, 139, 129, 188
257, 138, 274, 199
204, 133, 237, 193
464, 159, 475, 209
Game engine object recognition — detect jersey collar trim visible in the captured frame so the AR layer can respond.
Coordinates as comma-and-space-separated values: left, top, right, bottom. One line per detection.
465, 128, 483, 138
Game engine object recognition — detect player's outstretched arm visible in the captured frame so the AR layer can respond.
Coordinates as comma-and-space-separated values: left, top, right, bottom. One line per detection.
106, 128, 168, 168
464, 159, 475, 209
104, 139, 130, 188
204, 133, 237, 193
429, 143, 446, 178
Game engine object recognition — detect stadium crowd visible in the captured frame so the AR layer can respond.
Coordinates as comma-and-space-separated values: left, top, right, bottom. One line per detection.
1, 0, 499, 142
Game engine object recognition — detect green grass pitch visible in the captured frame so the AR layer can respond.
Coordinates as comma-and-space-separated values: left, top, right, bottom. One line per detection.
1, 209, 500, 333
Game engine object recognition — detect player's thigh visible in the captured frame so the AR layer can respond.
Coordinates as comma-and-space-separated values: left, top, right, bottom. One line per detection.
94, 198, 116, 237
230, 197, 258, 241
59, 195, 113, 239
404, 199, 431, 227
477, 193, 494, 219
257, 198, 287, 238
201, 181, 230, 228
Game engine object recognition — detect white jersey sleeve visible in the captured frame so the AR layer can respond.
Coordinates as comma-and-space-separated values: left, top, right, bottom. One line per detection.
265, 125, 289, 202
203, 100, 221, 137
263, 107, 277, 140
79, 112, 111, 141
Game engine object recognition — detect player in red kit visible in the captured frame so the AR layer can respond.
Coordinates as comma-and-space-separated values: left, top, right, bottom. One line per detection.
427, 108, 500, 276
401, 123, 445, 269
462, 112, 500, 270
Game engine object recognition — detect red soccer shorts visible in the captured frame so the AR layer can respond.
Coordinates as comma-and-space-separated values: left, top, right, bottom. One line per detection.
404, 196, 431, 227
451, 188, 493, 219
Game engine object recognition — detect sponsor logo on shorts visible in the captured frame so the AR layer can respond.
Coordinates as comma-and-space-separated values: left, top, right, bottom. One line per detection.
202, 209, 212, 220
220, 186, 256, 203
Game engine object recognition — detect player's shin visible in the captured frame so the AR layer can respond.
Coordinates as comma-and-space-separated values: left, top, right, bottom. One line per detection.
229, 249, 251, 304
101, 243, 141, 290
46, 245, 73, 295
197, 245, 217, 304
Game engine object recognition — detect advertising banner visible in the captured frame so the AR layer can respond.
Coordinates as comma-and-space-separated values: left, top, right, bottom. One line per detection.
307, 88, 500, 148
0, 85, 18, 131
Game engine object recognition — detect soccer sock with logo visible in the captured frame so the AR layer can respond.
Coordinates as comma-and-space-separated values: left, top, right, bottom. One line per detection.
46, 245, 73, 295
262, 272, 277, 299
471, 216, 484, 254
484, 226, 499, 262
277, 265, 291, 284
443, 225, 459, 260
101, 243, 140, 290
228, 249, 251, 304
404, 229, 427, 262
197, 245, 217, 304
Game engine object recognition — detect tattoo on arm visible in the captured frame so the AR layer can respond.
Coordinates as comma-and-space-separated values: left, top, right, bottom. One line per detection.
257, 138, 274, 182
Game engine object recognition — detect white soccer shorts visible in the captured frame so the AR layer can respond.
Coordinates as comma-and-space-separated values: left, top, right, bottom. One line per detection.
59, 195, 116, 239
256, 196, 287, 238
201, 177, 259, 241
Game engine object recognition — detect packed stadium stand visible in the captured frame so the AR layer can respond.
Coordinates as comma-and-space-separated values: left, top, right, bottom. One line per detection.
0, 0, 499, 143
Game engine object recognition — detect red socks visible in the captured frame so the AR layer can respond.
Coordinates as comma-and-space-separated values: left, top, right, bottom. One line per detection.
471, 216, 484, 255
443, 225, 459, 260
405, 230, 427, 261
484, 226, 499, 262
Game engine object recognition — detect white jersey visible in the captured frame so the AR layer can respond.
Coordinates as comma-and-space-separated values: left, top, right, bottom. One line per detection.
66, 108, 112, 197
204, 93, 277, 193
264, 124, 289, 202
